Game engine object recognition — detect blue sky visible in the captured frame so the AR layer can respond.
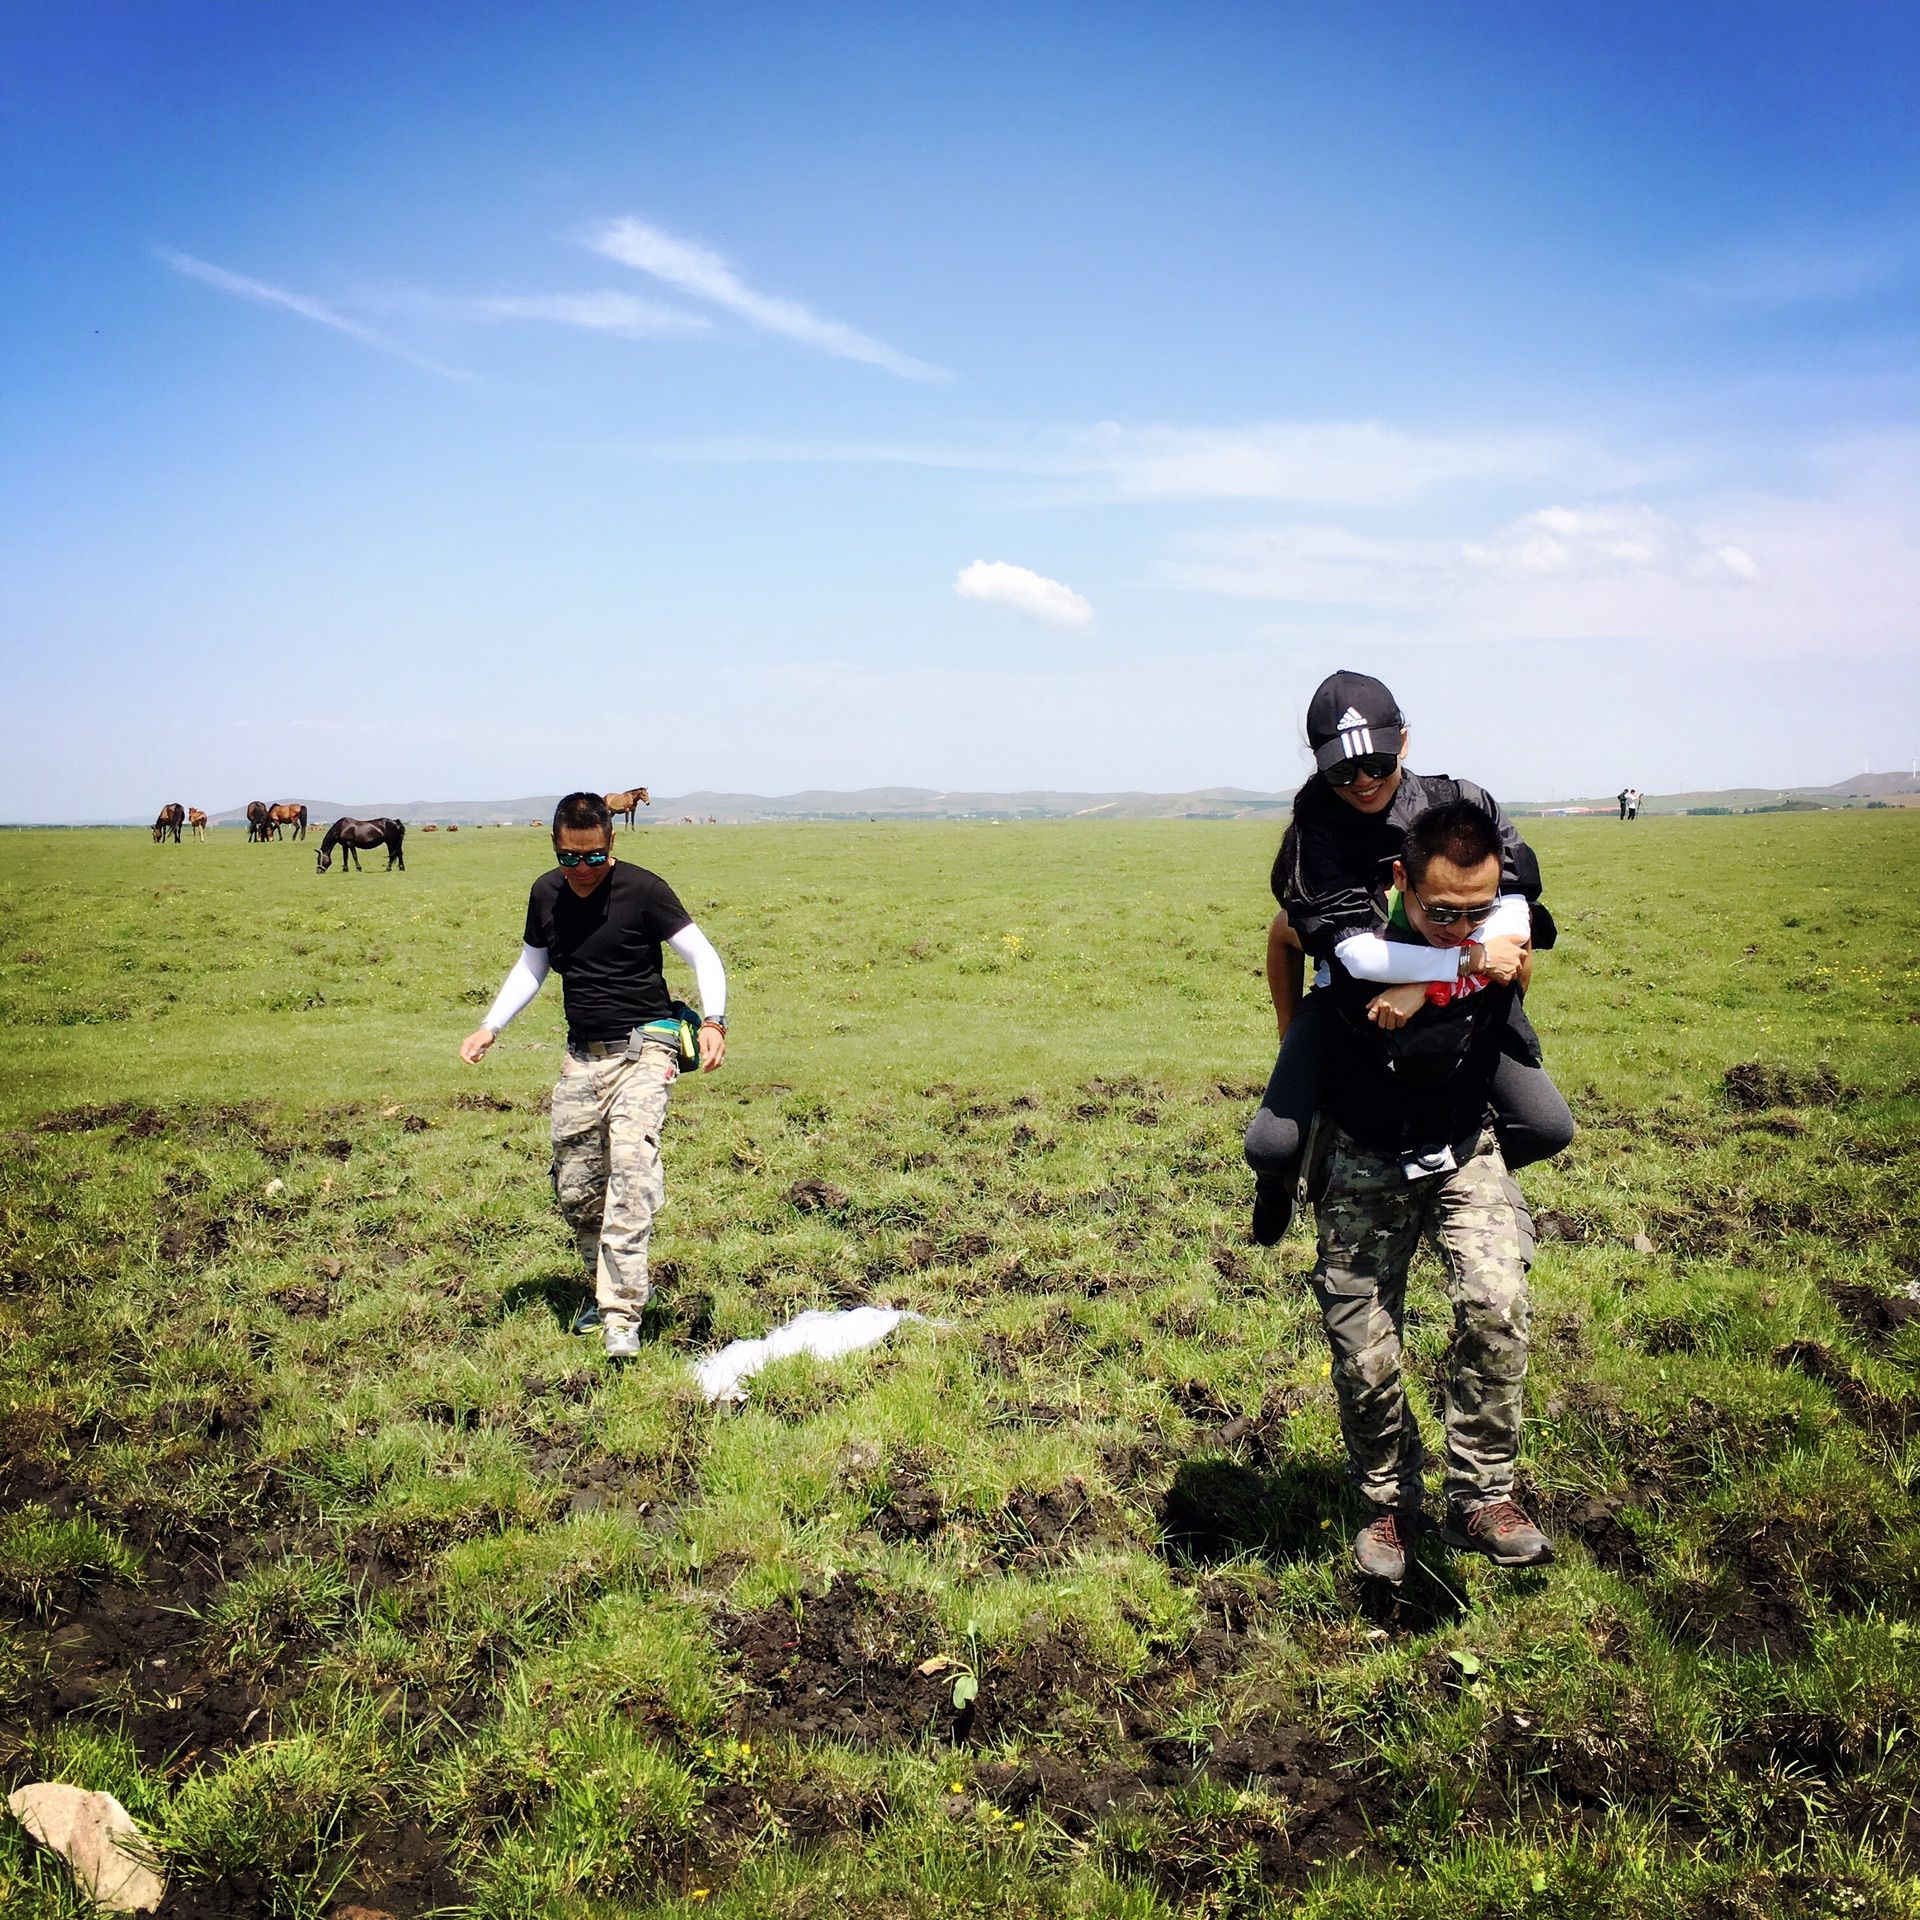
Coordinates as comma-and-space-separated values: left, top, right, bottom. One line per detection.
3, 1, 1916, 816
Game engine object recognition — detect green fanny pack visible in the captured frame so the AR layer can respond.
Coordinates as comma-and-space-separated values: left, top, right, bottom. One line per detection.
632, 1002, 702, 1072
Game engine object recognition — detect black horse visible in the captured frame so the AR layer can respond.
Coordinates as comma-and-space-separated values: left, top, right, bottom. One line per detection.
317, 817, 406, 874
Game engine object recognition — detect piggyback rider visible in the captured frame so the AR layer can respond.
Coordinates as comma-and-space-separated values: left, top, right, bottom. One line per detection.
460, 791, 727, 1361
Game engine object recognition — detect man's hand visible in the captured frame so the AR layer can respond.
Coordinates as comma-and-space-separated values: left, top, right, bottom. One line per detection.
459, 1027, 497, 1065
698, 1023, 727, 1072
1366, 983, 1429, 1030
1472, 935, 1530, 984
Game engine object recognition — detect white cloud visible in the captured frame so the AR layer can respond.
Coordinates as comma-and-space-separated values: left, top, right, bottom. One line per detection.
954, 560, 1094, 628
1066, 421, 1592, 506
1463, 505, 1760, 582
158, 248, 477, 382
462, 292, 710, 337
1162, 458, 1919, 658
1163, 523, 1453, 604
628, 419, 1616, 507
583, 216, 949, 381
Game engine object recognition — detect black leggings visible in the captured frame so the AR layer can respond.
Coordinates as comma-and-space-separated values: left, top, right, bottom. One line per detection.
1243, 989, 1575, 1179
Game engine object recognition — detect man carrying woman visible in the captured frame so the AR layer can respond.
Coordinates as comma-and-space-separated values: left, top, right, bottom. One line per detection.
1243, 670, 1573, 1247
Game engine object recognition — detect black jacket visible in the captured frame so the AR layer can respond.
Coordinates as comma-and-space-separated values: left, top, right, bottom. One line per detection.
1271, 770, 1547, 964
1323, 970, 1518, 1159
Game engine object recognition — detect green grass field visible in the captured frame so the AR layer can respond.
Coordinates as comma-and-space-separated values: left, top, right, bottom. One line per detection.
2, 814, 1918, 1918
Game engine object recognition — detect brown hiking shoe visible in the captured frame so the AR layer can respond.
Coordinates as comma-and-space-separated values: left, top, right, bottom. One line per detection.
1440, 1499, 1554, 1567
1352, 1508, 1418, 1582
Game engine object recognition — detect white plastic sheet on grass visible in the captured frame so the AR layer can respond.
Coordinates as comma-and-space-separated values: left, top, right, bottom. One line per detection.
692, 1305, 936, 1405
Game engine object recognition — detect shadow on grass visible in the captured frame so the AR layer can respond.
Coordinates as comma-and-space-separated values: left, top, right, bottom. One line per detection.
495, 1275, 714, 1345
496, 1271, 590, 1332
1158, 1456, 1349, 1566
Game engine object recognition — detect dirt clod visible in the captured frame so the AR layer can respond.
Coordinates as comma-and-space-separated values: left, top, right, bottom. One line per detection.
787, 1177, 848, 1214
1825, 1281, 1920, 1347
1722, 1061, 1844, 1110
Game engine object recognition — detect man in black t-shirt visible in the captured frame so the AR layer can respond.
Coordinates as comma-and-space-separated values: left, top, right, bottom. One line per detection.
460, 792, 728, 1361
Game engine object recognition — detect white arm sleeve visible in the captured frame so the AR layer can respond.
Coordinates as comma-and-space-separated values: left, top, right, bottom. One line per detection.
1334, 894, 1533, 985
481, 943, 550, 1032
666, 922, 727, 1018
1335, 932, 1460, 984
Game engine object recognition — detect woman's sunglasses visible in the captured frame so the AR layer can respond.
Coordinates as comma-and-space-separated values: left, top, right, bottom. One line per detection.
556, 848, 611, 868
1324, 751, 1400, 788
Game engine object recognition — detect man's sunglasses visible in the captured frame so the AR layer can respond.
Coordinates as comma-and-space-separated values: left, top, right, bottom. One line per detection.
556, 848, 610, 868
1324, 751, 1400, 788
1409, 882, 1497, 928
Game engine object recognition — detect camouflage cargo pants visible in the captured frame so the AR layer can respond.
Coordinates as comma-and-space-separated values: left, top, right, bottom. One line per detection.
1311, 1128, 1534, 1515
549, 1040, 678, 1334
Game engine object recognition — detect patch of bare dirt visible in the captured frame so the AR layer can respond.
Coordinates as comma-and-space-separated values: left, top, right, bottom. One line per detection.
1776, 1339, 1918, 1442
1100, 1720, 1387, 1895
786, 1177, 849, 1214
869, 1462, 945, 1543
1825, 1280, 1920, 1348
34, 1102, 169, 1137
1722, 1061, 1846, 1111
724, 1576, 1093, 1749
982, 1479, 1123, 1571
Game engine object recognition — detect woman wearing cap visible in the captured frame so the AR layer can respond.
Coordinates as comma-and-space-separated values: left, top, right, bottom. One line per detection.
1243, 670, 1574, 1244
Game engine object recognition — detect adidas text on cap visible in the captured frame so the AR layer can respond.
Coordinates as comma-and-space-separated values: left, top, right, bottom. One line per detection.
1305, 670, 1405, 772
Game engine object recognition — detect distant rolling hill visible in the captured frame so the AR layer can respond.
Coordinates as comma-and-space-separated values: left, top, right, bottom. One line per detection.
16, 774, 1920, 828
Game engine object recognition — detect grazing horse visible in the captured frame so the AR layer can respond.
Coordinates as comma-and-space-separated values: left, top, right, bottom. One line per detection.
151, 803, 185, 844
269, 803, 308, 841
246, 800, 272, 841
604, 785, 650, 826
317, 818, 406, 874
188, 808, 208, 842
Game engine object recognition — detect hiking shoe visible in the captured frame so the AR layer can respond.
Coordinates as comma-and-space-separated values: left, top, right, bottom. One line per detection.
571, 1300, 602, 1335
1439, 1499, 1554, 1567
602, 1323, 640, 1363
1353, 1508, 1418, 1582
1251, 1176, 1295, 1247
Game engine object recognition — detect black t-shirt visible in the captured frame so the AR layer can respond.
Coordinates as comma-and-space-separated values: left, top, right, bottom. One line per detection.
1270, 770, 1543, 963
523, 862, 692, 1044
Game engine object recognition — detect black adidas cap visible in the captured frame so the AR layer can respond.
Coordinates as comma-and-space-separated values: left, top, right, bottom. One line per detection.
1305, 670, 1405, 773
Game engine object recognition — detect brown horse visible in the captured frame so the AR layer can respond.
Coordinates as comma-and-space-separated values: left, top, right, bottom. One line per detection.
188, 808, 208, 842
151, 803, 185, 843
268, 803, 308, 841
246, 801, 273, 841
605, 786, 650, 826
317, 817, 405, 874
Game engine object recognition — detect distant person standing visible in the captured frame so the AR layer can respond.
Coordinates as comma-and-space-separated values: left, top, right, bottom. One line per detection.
1625, 787, 1642, 821
1616, 788, 1630, 821
460, 792, 728, 1361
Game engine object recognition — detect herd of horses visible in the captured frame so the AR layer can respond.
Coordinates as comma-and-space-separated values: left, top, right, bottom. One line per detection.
145, 785, 650, 873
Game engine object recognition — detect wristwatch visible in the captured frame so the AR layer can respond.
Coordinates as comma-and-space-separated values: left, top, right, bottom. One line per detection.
1457, 942, 1482, 980
701, 1015, 728, 1032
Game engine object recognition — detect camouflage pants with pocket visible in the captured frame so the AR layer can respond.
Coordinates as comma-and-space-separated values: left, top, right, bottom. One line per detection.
1311, 1128, 1534, 1515
549, 1040, 677, 1333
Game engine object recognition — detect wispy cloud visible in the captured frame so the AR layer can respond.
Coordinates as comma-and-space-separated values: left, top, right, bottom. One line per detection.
629, 418, 1617, 507
462, 291, 710, 337
1464, 505, 1759, 582
954, 560, 1094, 628
158, 248, 477, 382
582, 216, 949, 381
1161, 453, 1919, 657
